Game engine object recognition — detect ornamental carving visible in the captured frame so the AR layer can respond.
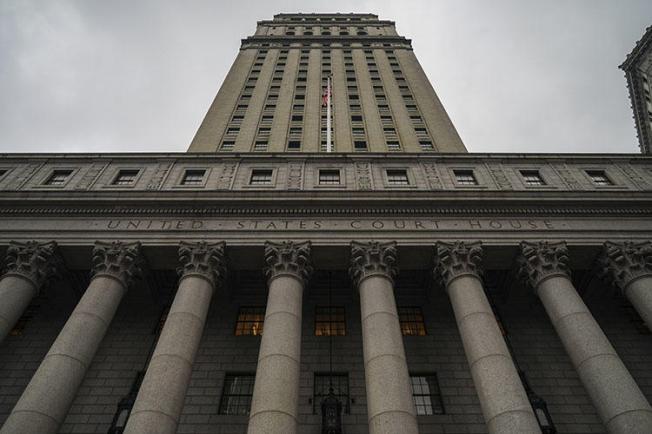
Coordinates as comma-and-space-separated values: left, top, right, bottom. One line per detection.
4, 240, 63, 290
518, 241, 571, 288
91, 241, 143, 288
264, 241, 312, 285
433, 241, 483, 287
349, 241, 398, 287
599, 241, 652, 292
177, 241, 227, 289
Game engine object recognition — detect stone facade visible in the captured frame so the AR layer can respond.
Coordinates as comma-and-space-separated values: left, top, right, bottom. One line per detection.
2, 11, 652, 434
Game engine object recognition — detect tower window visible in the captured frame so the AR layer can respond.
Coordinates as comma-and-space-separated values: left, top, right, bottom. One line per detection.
313, 373, 350, 414
221, 141, 235, 151
234, 306, 265, 336
218, 374, 256, 415
386, 141, 400, 151
453, 170, 478, 185
419, 140, 434, 151
386, 169, 409, 185
44, 169, 73, 186
398, 307, 427, 336
314, 306, 346, 336
520, 170, 546, 186
112, 169, 140, 186
318, 170, 341, 185
288, 141, 301, 150
410, 374, 445, 415
354, 141, 367, 150
249, 169, 273, 185
180, 170, 206, 186
586, 170, 613, 186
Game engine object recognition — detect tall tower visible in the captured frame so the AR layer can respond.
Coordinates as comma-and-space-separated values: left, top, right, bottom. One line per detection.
621, 25, 652, 154
189, 13, 466, 153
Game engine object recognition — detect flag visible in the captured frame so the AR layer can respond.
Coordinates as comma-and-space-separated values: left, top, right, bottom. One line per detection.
322, 81, 331, 107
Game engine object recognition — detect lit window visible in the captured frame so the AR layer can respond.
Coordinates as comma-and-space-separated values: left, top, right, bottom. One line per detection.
250, 169, 273, 185
181, 169, 206, 185
112, 170, 140, 186
386, 169, 409, 185
313, 373, 350, 414
410, 374, 445, 415
520, 170, 545, 186
399, 307, 427, 336
10, 304, 39, 336
315, 306, 346, 336
454, 170, 477, 185
586, 170, 613, 186
234, 306, 265, 336
44, 170, 73, 186
218, 374, 255, 415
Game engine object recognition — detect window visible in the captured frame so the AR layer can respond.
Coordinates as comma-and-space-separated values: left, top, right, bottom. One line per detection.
319, 169, 341, 185
354, 140, 367, 150
386, 169, 409, 186
419, 140, 434, 151
221, 141, 235, 151
314, 373, 350, 413
44, 169, 73, 186
586, 170, 613, 186
410, 374, 444, 415
112, 169, 139, 186
398, 307, 427, 336
250, 169, 273, 185
453, 170, 477, 185
254, 141, 268, 152
520, 170, 546, 186
10, 304, 39, 336
387, 141, 400, 151
181, 169, 206, 186
292, 114, 303, 121
315, 306, 346, 336
235, 306, 265, 336
288, 140, 301, 150
218, 374, 256, 415
351, 115, 362, 122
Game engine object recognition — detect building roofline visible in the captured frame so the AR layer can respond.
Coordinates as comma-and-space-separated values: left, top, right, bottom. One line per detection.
620, 25, 652, 70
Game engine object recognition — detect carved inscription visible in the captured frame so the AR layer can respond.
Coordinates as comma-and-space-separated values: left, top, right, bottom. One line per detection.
103, 218, 557, 231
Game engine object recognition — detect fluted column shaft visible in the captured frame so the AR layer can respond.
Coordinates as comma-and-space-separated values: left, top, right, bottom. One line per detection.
247, 241, 312, 434
600, 241, 652, 330
125, 242, 226, 434
0, 241, 61, 343
350, 241, 419, 434
520, 241, 652, 434
0, 241, 142, 434
435, 241, 540, 434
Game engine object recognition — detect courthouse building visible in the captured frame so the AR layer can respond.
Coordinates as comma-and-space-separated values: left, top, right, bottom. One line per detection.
2, 12, 652, 434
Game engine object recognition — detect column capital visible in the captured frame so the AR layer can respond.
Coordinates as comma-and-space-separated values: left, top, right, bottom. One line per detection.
433, 241, 482, 287
4, 241, 63, 291
518, 240, 571, 289
349, 241, 398, 287
599, 241, 652, 292
177, 241, 227, 289
91, 241, 143, 288
264, 241, 312, 286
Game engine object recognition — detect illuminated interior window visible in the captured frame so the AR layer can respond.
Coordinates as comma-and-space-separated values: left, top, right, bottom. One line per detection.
234, 306, 265, 336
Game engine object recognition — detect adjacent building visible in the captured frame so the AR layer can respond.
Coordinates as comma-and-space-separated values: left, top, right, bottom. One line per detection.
1, 12, 652, 434
621, 25, 652, 154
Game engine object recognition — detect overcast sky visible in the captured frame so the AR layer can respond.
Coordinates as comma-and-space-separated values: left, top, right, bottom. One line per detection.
1, 0, 651, 154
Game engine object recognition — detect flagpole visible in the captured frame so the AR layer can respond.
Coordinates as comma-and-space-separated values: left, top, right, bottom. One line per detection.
326, 75, 332, 153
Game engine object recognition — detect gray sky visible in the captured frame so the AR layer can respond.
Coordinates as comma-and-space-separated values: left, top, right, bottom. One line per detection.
1, 0, 651, 154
